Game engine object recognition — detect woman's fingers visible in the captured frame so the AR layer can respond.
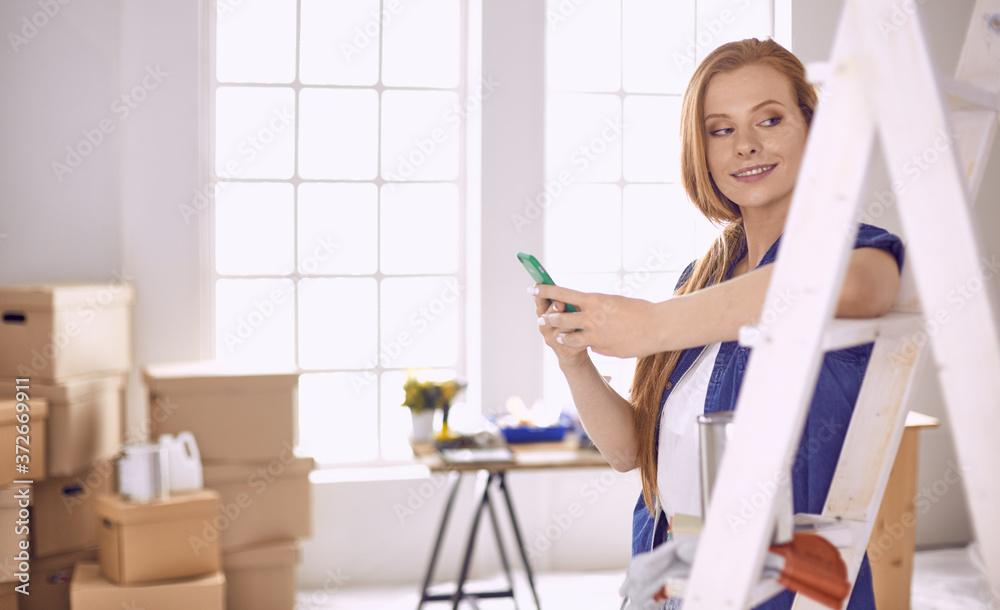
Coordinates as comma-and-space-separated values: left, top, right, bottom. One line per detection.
533, 296, 549, 317
539, 311, 583, 332
532, 286, 574, 317
555, 331, 588, 348
534, 284, 585, 309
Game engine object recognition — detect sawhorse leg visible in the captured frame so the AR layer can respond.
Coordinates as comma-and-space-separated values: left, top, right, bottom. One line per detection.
418, 471, 463, 609
486, 478, 520, 610
451, 471, 499, 609
417, 469, 542, 609
498, 472, 542, 610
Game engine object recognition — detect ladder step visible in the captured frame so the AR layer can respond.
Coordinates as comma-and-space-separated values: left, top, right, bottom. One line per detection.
808, 63, 1000, 112
664, 571, 786, 606
738, 311, 924, 351
941, 75, 1000, 111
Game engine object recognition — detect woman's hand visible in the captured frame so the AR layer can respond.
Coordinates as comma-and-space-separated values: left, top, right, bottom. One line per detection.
530, 284, 644, 471
534, 285, 663, 359
533, 288, 590, 368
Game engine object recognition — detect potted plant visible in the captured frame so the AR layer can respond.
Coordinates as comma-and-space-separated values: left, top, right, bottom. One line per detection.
402, 372, 466, 441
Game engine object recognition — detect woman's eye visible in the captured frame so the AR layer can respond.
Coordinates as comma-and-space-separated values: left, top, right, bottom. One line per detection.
709, 127, 733, 137
760, 116, 782, 127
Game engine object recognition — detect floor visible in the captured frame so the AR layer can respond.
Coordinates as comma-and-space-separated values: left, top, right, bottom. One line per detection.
911, 546, 998, 610
298, 545, 997, 609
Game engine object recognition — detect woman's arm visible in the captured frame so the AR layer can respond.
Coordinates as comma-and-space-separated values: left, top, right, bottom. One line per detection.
557, 352, 640, 472
537, 247, 901, 358
533, 299, 639, 472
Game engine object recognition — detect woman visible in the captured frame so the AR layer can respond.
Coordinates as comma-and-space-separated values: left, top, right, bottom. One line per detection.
531, 38, 904, 608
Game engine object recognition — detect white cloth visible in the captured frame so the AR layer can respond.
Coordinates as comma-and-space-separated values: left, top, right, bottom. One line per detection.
619, 535, 700, 606
620, 535, 785, 608
656, 342, 722, 521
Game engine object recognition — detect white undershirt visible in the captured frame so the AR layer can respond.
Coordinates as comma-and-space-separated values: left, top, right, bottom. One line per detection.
656, 342, 722, 521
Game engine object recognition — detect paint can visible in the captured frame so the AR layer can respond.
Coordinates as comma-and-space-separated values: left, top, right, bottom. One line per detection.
697, 410, 735, 516
117, 442, 170, 503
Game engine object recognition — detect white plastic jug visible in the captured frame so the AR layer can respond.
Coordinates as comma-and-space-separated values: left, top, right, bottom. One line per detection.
158, 431, 203, 493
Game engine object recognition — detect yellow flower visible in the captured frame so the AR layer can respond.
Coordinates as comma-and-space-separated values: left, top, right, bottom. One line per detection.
401, 372, 466, 412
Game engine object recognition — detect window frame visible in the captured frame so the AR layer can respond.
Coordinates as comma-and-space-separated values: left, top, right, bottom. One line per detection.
203, 0, 476, 467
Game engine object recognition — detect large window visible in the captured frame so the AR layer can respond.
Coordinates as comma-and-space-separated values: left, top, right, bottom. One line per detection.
207, 0, 779, 464
210, 0, 470, 464
543, 0, 775, 406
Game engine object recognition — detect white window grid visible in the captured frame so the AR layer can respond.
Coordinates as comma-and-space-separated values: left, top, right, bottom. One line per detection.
206, 0, 471, 465
542, 0, 775, 406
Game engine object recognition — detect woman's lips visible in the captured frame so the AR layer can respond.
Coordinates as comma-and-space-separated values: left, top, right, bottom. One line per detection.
731, 163, 776, 182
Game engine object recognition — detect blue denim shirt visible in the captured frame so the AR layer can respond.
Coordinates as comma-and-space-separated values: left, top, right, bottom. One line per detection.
630, 223, 905, 609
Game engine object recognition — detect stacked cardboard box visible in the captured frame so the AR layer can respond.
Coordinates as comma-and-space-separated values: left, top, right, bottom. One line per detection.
71, 563, 225, 609
0, 486, 30, 595
67, 489, 225, 610
96, 490, 223, 583
21, 461, 111, 610
142, 361, 310, 610
0, 283, 133, 383
0, 399, 48, 488
0, 282, 133, 610
22, 549, 95, 610
0, 582, 18, 610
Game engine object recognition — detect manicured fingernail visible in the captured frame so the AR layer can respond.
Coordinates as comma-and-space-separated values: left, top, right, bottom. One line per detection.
527, 286, 538, 295
556, 334, 565, 344
537, 316, 546, 326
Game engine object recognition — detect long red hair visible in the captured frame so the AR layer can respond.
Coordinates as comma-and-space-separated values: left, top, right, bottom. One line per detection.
630, 38, 818, 513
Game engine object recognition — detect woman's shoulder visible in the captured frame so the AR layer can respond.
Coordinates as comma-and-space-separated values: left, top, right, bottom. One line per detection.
855, 223, 905, 273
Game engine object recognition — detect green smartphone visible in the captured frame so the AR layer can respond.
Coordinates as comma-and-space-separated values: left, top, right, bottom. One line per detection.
516, 252, 579, 313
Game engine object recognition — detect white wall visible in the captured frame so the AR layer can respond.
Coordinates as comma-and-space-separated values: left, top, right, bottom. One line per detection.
0, 0, 123, 282
479, 0, 546, 414
118, 0, 209, 423
0, 0, 207, 435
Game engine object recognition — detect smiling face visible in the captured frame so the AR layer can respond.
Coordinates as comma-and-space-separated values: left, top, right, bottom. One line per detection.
702, 64, 809, 216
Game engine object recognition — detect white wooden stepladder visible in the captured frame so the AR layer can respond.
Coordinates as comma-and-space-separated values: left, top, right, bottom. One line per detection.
678, 0, 1000, 608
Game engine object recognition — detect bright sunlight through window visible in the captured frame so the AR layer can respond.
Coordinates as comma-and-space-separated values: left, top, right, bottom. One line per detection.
211, 0, 468, 464
542, 0, 773, 408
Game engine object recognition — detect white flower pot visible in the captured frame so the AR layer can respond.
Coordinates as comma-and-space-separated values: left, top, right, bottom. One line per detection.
410, 409, 435, 441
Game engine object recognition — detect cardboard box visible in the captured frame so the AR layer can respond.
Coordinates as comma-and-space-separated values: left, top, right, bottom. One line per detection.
70, 562, 225, 610
224, 540, 299, 610
203, 456, 313, 550
0, 399, 47, 488
0, 486, 30, 584
19, 548, 96, 610
142, 361, 298, 461
0, 375, 124, 477
0, 283, 133, 383
0, 582, 18, 610
97, 490, 221, 585
31, 461, 113, 558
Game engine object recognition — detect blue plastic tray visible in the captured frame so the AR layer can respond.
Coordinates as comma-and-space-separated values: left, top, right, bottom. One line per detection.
500, 425, 569, 444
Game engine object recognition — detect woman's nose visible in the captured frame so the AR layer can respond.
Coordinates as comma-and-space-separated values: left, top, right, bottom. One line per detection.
735, 131, 761, 157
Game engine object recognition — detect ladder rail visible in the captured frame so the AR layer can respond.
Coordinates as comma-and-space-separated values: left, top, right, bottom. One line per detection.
800, 4, 1000, 607
790, 332, 931, 610
682, 0, 1000, 607
682, 6, 880, 606
855, 0, 1000, 601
